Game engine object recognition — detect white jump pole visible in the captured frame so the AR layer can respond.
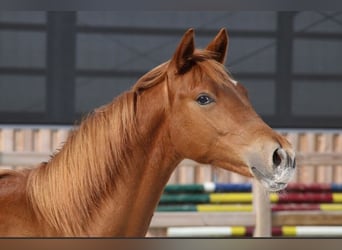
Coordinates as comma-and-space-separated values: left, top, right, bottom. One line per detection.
253, 179, 271, 237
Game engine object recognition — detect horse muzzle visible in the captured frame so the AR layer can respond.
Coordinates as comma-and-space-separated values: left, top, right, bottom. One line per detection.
248, 147, 296, 192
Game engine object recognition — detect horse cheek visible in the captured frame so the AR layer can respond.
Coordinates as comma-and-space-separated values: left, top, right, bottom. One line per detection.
168, 113, 212, 162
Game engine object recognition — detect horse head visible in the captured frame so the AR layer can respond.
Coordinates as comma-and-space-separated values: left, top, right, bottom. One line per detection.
165, 28, 295, 191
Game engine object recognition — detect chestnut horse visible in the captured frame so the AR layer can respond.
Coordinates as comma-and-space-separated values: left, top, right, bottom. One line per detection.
0, 28, 295, 237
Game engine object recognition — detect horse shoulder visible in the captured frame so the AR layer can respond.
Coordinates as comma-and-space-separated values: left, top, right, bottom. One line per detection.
0, 168, 37, 236
0, 169, 29, 197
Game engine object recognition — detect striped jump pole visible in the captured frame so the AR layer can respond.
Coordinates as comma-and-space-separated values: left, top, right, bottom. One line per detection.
159, 192, 342, 204
163, 182, 342, 193
157, 203, 342, 212
164, 182, 252, 193
167, 226, 342, 237
159, 182, 342, 238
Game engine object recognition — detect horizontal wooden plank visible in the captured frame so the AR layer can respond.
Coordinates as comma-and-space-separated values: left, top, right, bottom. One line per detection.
149, 212, 255, 228
150, 211, 342, 229
0, 152, 51, 166
2, 152, 342, 165
296, 153, 342, 165
2, 151, 342, 167
272, 211, 342, 226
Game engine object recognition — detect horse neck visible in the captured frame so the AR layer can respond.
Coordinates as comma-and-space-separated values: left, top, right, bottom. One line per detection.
92, 124, 180, 236
90, 84, 182, 236
27, 88, 181, 236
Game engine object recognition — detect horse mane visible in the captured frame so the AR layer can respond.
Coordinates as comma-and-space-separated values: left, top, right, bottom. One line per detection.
25, 48, 233, 236
27, 91, 140, 235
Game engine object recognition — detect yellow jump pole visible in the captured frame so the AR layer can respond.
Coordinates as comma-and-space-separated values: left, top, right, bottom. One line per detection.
253, 179, 271, 237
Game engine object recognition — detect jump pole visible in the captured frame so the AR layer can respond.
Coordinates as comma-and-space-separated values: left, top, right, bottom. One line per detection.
253, 179, 271, 237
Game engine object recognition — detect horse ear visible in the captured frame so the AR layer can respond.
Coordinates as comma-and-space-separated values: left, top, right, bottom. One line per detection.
206, 28, 229, 64
171, 28, 195, 74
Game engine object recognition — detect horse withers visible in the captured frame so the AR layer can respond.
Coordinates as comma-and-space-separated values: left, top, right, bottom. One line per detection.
0, 28, 295, 236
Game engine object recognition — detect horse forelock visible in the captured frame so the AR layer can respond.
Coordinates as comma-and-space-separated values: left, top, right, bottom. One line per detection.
133, 49, 234, 95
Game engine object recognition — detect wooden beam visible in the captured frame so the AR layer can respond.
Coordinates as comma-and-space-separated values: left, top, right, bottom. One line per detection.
253, 179, 271, 237
272, 211, 342, 226
296, 152, 342, 165
3, 151, 342, 167
149, 212, 255, 228
0, 152, 50, 166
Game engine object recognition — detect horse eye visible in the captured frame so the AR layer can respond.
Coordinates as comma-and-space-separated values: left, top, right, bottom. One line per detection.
196, 94, 214, 105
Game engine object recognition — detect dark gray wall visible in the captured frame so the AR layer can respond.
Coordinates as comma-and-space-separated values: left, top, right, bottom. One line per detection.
0, 11, 341, 128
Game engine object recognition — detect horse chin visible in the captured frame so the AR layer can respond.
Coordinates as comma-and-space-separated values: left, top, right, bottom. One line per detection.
258, 178, 288, 192
250, 166, 293, 192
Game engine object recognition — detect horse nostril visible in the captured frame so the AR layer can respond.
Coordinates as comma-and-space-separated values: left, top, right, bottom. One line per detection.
272, 148, 282, 167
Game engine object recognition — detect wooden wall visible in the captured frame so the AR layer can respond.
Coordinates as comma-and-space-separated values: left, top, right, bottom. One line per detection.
1, 127, 342, 184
